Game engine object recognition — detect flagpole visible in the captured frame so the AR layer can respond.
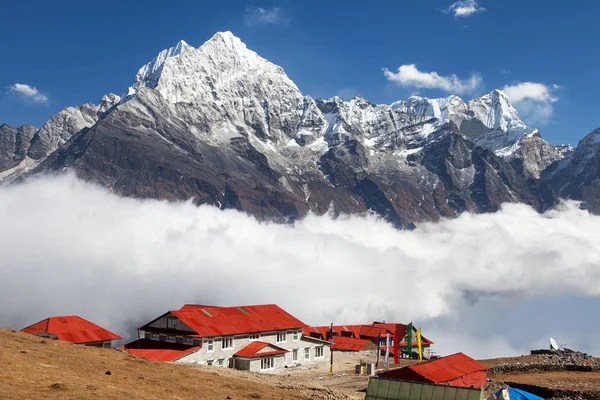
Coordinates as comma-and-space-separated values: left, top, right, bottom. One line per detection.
330, 323, 333, 375
376, 332, 381, 367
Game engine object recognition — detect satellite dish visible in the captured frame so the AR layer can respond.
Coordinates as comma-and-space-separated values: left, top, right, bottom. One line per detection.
550, 337, 559, 351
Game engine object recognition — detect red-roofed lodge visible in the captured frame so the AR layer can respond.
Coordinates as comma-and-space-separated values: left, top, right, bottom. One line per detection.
21, 315, 122, 347
123, 304, 331, 372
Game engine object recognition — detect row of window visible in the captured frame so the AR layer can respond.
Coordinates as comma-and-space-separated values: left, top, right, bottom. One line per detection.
276, 329, 300, 343
261, 346, 325, 370
143, 329, 303, 351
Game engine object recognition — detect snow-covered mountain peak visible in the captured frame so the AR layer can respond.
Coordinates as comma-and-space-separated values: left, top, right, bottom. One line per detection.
126, 31, 301, 105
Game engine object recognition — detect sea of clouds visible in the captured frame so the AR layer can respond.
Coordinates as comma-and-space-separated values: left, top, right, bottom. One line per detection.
1, 174, 599, 358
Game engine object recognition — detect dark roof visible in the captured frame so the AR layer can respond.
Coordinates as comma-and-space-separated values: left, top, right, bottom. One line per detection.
120, 339, 201, 362
21, 315, 122, 344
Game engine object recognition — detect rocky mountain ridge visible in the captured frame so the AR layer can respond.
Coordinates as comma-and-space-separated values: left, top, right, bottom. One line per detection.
1, 31, 596, 225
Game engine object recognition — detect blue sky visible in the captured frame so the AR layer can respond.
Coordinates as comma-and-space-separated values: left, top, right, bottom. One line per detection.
1, 0, 599, 146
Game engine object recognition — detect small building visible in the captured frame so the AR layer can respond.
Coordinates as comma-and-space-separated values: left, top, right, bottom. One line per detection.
125, 303, 331, 372
21, 315, 122, 347
304, 322, 434, 356
378, 352, 488, 389
365, 376, 483, 400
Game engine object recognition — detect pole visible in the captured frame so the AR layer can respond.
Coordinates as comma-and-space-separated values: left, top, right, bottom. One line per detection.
384, 333, 390, 370
329, 323, 334, 374
376, 332, 381, 367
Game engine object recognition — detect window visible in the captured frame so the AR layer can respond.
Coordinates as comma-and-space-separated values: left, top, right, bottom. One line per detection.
315, 346, 324, 358
151, 334, 159, 341
276, 331, 287, 343
222, 336, 233, 350
292, 349, 298, 362
304, 348, 310, 360
158, 334, 167, 342
218, 359, 224, 367
293, 330, 299, 341
207, 338, 214, 352
207, 360, 213, 366
166, 336, 176, 343
261, 357, 274, 370
167, 316, 177, 329
249, 333, 260, 341
144, 332, 151, 339
176, 336, 184, 344
193, 339, 202, 346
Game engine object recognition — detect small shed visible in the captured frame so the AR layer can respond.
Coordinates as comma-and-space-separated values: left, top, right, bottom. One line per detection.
379, 353, 488, 389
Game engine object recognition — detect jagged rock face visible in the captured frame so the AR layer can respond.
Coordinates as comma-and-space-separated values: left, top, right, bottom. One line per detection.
2, 31, 576, 225
27, 94, 120, 160
544, 127, 600, 213
0, 124, 36, 170
509, 133, 574, 179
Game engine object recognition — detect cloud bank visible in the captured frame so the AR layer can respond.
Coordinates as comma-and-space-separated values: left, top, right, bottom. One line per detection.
7, 83, 48, 103
383, 64, 482, 95
1, 175, 599, 358
502, 82, 560, 125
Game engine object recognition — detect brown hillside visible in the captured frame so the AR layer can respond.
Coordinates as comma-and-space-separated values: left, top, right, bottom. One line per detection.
0, 327, 313, 400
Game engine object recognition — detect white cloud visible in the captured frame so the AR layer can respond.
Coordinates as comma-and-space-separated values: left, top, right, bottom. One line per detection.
7, 83, 48, 103
383, 64, 482, 95
502, 82, 560, 125
2, 175, 600, 358
445, 0, 486, 17
244, 6, 289, 26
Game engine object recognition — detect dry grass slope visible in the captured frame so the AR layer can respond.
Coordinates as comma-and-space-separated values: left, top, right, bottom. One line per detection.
0, 328, 313, 400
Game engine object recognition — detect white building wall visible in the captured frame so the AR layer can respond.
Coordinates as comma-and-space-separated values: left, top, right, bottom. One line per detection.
174, 330, 330, 370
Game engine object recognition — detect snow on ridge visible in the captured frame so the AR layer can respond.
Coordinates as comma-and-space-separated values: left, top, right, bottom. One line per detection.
118, 31, 543, 158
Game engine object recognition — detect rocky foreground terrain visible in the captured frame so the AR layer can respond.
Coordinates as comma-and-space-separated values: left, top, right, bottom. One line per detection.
3, 327, 600, 400
484, 351, 600, 399
1, 31, 599, 226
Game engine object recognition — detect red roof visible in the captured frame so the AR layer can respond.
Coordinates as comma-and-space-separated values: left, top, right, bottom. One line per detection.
304, 323, 433, 345
126, 346, 201, 362
381, 353, 488, 387
162, 304, 306, 337
331, 336, 372, 351
234, 341, 288, 358
21, 315, 122, 344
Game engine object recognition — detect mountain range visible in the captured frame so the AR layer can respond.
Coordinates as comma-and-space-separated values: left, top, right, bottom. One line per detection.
1, 31, 598, 227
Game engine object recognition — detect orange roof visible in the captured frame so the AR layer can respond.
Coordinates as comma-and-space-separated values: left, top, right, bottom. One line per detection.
161, 304, 306, 337
126, 346, 201, 362
21, 315, 122, 344
331, 336, 372, 351
234, 341, 288, 358
398, 353, 487, 383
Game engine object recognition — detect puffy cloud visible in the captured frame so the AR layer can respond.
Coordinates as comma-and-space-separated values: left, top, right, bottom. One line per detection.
502, 82, 560, 125
1, 175, 600, 358
244, 6, 289, 26
383, 64, 482, 95
445, 0, 486, 18
7, 83, 48, 103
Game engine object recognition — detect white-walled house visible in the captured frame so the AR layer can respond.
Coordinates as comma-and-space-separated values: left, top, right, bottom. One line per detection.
123, 304, 330, 372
